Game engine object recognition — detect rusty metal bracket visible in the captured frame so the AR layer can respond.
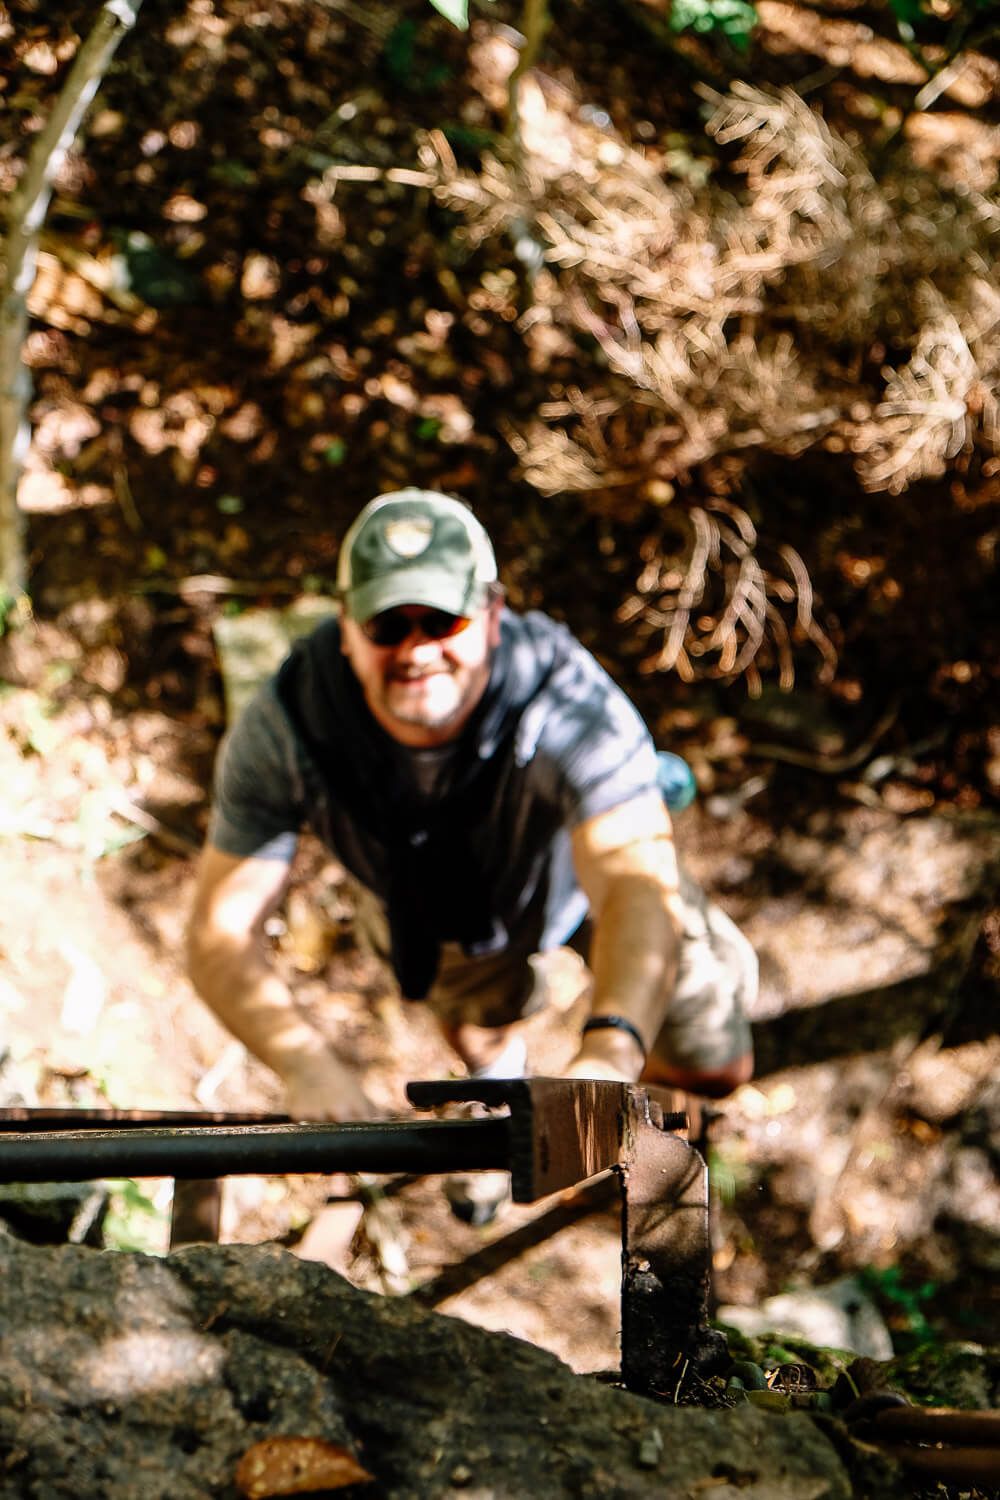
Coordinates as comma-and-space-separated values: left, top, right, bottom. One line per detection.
407, 1077, 723, 1389
619, 1085, 726, 1388
406, 1076, 683, 1199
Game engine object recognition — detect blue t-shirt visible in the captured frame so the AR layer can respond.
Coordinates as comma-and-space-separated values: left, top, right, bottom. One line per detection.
209, 610, 659, 981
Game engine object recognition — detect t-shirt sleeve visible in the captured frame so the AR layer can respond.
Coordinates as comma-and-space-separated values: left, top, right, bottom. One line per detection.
206, 686, 303, 861
532, 642, 660, 826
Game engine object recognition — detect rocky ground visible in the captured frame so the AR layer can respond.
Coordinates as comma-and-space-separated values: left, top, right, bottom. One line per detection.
0, 1229, 928, 1500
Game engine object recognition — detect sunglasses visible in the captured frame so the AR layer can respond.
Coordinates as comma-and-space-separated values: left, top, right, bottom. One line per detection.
360, 607, 474, 648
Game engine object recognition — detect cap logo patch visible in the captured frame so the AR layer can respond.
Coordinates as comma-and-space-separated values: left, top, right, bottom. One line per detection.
383, 517, 434, 558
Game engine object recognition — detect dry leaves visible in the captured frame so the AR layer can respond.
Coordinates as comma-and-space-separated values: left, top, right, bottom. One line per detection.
420, 79, 999, 504
235, 1435, 372, 1497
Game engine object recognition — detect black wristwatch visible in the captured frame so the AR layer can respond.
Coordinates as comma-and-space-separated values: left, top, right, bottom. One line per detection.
581, 1014, 646, 1064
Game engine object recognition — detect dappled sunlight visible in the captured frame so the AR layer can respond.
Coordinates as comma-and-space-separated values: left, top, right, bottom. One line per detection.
18, 463, 111, 515
4, 0, 995, 736
0, 0, 996, 1436
76, 1326, 224, 1400
758, 0, 999, 109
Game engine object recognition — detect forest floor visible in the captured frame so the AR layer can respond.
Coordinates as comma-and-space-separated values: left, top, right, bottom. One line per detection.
2, 0, 998, 1395
0, 606, 996, 1376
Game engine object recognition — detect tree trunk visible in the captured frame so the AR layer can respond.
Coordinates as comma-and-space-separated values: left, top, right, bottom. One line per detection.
0, 0, 144, 604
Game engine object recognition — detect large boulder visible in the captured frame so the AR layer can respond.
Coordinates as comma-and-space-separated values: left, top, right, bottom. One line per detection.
0, 1228, 864, 1499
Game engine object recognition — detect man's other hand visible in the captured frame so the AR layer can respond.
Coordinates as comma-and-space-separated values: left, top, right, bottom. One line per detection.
562, 1050, 633, 1084
280, 1051, 378, 1122
561, 1009, 648, 1084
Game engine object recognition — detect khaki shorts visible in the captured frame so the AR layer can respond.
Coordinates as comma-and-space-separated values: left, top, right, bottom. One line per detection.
352, 872, 756, 1074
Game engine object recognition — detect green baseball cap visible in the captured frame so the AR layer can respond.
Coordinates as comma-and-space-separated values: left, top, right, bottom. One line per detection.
336, 489, 498, 623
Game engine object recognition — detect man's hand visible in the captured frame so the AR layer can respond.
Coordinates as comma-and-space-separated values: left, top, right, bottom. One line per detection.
189, 847, 379, 1121
562, 1050, 633, 1084
562, 1023, 646, 1084
280, 1049, 378, 1123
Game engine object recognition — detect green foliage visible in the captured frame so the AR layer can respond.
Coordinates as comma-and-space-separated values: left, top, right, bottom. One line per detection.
885, 1343, 998, 1409
208, 160, 256, 187
888, 0, 992, 43
888, 0, 927, 35
102, 1178, 169, 1255
442, 124, 497, 156
383, 19, 453, 91
0, 594, 17, 638
717, 1326, 859, 1389
389, 0, 495, 83
112, 231, 201, 309
860, 1265, 938, 1350
74, 790, 146, 861
670, 0, 758, 51
708, 1141, 757, 1206
18, 696, 62, 758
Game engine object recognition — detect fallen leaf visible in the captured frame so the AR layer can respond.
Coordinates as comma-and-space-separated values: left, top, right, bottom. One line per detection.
235, 1436, 372, 1497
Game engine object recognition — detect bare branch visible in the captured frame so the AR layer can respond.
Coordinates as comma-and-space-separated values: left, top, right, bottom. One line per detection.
505, 0, 552, 149
0, 0, 145, 601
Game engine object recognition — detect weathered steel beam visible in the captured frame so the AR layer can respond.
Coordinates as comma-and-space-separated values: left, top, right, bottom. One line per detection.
0, 1118, 510, 1182
0, 1108, 289, 1132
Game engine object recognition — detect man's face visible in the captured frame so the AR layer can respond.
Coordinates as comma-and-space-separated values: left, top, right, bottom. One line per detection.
340, 596, 502, 747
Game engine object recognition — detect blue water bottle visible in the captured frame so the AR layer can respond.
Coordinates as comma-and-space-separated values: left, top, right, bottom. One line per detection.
656, 750, 697, 811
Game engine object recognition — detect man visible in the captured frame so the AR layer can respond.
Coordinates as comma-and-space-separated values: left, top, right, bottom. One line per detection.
187, 489, 755, 1131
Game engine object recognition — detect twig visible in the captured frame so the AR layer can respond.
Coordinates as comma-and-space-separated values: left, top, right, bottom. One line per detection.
505, 0, 552, 150
314, 0, 394, 40
114, 465, 142, 533
913, 52, 969, 112
672, 1357, 690, 1404
747, 702, 900, 774
109, 795, 202, 856
0, 0, 145, 601
130, 574, 301, 597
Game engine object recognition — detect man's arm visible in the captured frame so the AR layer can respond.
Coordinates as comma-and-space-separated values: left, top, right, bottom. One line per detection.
187, 845, 376, 1121
563, 790, 682, 1083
